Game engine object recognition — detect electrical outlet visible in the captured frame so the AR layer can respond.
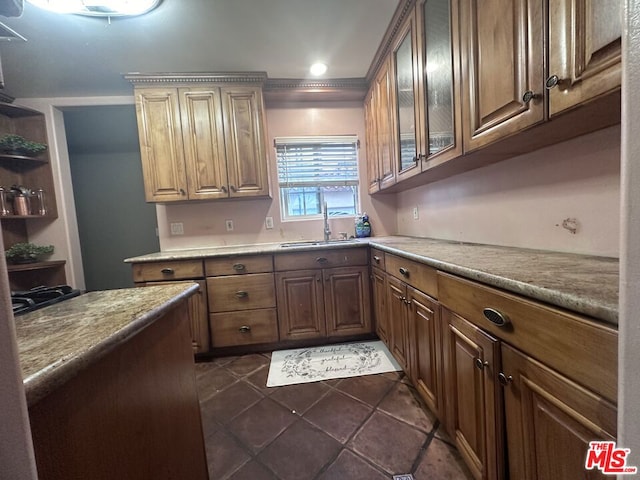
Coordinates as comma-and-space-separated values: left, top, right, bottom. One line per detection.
413, 206, 419, 220
225, 219, 234, 231
265, 216, 274, 229
170, 222, 184, 235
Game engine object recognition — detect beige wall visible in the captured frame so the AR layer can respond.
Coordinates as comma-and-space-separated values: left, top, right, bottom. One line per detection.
396, 126, 621, 257
157, 103, 398, 250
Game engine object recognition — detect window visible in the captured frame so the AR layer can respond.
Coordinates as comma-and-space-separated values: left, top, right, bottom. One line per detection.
275, 136, 360, 220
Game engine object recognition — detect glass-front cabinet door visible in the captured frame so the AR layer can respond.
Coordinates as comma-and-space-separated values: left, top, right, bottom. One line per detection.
418, 0, 462, 168
393, 12, 421, 182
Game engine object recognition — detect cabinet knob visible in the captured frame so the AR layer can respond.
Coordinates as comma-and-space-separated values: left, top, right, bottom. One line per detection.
232, 263, 246, 272
235, 291, 249, 298
545, 75, 562, 89
230, 185, 236, 192
399, 267, 410, 277
160, 268, 174, 275
373, 255, 381, 263
221, 186, 228, 193
179, 188, 186, 196
317, 276, 321, 282
475, 358, 489, 370
498, 372, 513, 386
238, 325, 251, 333
482, 308, 510, 327
522, 90, 540, 103
412, 156, 419, 164
316, 257, 328, 263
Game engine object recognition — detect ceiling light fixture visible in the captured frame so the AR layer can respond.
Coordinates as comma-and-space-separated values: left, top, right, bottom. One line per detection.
309, 63, 327, 76
27, 0, 161, 17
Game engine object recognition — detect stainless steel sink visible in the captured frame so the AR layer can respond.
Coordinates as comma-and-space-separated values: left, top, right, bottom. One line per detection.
280, 239, 360, 248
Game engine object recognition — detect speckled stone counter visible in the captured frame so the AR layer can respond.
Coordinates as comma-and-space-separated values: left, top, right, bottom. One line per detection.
16, 283, 199, 406
124, 236, 618, 326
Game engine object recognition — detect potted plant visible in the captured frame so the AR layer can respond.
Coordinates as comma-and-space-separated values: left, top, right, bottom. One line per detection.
5, 242, 54, 264
0, 134, 48, 156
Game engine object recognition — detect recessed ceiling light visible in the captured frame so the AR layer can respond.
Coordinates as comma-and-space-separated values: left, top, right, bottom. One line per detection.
27, 0, 161, 17
310, 63, 328, 76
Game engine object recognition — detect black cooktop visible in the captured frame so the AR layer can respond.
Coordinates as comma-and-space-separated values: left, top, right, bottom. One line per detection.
11, 285, 82, 316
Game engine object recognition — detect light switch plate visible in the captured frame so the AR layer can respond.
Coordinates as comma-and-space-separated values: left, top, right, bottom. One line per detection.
225, 219, 234, 231
265, 216, 274, 229
413, 206, 419, 220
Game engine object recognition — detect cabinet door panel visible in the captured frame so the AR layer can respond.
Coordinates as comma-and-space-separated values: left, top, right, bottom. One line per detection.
374, 58, 397, 190
364, 90, 380, 193
371, 267, 389, 345
461, 0, 544, 151
134, 88, 187, 202
442, 308, 503, 480
276, 270, 326, 340
144, 279, 209, 354
387, 275, 410, 372
179, 88, 229, 199
502, 343, 616, 480
221, 87, 270, 198
324, 266, 372, 337
408, 286, 441, 418
548, 0, 622, 116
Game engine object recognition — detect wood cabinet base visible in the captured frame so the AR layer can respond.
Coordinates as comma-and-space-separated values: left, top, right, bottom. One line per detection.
28, 303, 209, 480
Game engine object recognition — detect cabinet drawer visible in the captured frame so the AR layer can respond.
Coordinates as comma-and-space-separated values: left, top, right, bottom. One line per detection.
205, 255, 273, 276
437, 271, 618, 402
132, 260, 204, 282
207, 273, 275, 312
274, 248, 368, 271
385, 254, 437, 298
210, 308, 279, 347
370, 248, 386, 270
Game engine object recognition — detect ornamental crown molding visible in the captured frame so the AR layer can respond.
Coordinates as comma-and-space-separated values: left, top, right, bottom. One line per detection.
264, 77, 368, 91
124, 72, 268, 85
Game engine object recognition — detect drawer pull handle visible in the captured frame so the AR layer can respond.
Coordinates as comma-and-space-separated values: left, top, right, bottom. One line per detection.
316, 257, 328, 263
232, 263, 246, 271
399, 267, 409, 277
160, 268, 174, 275
475, 358, 489, 370
238, 325, 251, 333
483, 308, 510, 327
235, 291, 249, 298
498, 372, 513, 386
373, 255, 381, 263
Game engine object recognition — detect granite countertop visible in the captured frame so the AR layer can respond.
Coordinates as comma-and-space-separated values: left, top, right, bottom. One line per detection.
124, 235, 619, 326
16, 283, 199, 406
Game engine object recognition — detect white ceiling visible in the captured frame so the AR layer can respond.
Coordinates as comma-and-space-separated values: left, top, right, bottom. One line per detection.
0, 0, 399, 98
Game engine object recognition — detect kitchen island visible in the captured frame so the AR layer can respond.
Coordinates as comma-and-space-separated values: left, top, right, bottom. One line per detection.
15, 284, 209, 480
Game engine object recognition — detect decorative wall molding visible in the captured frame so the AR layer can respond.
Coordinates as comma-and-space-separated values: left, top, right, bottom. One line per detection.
365, 0, 415, 84
124, 72, 268, 86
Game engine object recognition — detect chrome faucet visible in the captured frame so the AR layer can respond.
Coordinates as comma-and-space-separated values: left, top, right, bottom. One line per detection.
323, 201, 331, 242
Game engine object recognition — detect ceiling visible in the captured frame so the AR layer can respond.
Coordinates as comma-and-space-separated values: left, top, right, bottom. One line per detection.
0, 0, 399, 99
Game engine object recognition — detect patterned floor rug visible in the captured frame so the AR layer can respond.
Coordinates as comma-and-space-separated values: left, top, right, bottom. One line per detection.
266, 340, 402, 387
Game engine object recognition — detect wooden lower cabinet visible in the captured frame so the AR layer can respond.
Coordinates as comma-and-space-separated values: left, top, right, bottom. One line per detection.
143, 279, 210, 354
210, 308, 278, 348
501, 343, 617, 480
276, 265, 371, 341
409, 286, 442, 419
387, 275, 412, 372
371, 266, 390, 345
442, 307, 504, 480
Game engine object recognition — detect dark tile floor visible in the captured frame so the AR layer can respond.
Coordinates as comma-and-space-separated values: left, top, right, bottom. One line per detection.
195, 352, 473, 480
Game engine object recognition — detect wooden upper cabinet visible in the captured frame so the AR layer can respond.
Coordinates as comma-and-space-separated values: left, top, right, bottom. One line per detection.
392, 10, 421, 182
417, 0, 463, 169
131, 75, 271, 202
364, 90, 380, 193
135, 88, 188, 202
547, 0, 622, 117
221, 87, 271, 198
460, 0, 545, 152
373, 57, 397, 191
180, 88, 229, 200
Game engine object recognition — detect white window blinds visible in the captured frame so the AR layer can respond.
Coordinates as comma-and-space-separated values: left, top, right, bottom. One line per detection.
275, 136, 359, 188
